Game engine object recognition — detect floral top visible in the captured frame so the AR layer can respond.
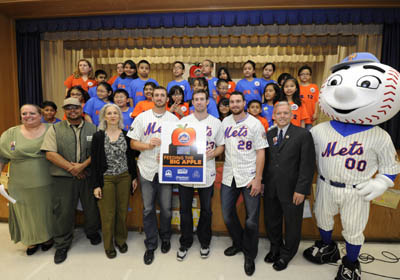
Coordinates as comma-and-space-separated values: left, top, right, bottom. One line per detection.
104, 132, 128, 176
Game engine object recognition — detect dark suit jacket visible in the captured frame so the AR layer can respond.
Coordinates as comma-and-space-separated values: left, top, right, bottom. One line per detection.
263, 124, 316, 203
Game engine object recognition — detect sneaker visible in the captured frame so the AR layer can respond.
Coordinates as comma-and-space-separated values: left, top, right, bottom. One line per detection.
176, 247, 188, 261
200, 246, 210, 259
303, 240, 340, 264
335, 256, 361, 280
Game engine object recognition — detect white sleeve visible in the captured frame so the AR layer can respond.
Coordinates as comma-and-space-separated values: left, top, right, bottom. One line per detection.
215, 120, 225, 146
253, 120, 269, 150
127, 114, 143, 140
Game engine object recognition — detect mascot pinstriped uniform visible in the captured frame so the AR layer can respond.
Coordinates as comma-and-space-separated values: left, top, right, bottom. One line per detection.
303, 53, 400, 280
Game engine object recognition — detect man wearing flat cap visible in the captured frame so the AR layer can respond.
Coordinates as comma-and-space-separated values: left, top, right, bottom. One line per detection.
41, 97, 101, 264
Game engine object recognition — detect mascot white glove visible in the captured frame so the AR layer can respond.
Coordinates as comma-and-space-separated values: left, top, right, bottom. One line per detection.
356, 174, 394, 202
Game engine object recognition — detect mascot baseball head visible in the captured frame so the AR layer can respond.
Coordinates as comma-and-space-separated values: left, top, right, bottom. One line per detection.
319, 52, 400, 125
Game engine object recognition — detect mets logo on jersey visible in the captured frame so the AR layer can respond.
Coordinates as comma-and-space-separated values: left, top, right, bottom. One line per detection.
255, 81, 260, 86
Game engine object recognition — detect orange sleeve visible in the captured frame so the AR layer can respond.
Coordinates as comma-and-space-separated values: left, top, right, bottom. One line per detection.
131, 102, 144, 118
182, 103, 189, 117
107, 75, 118, 85
228, 81, 236, 93
64, 75, 74, 89
300, 103, 310, 122
257, 116, 269, 132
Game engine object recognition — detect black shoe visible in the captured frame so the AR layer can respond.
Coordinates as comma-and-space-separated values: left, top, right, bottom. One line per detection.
273, 258, 288, 271
224, 246, 242, 256
41, 240, 54, 252
335, 256, 361, 280
303, 240, 340, 264
105, 249, 117, 259
161, 240, 171, 254
26, 245, 39, 256
115, 243, 128, 254
244, 256, 255, 276
144, 249, 155, 265
87, 233, 101, 245
264, 251, 280, 263
54, 248, 68, 264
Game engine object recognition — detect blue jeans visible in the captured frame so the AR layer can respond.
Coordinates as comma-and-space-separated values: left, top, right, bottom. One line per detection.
178, 185, 213, 248
221, 179, 260, 259
139, 174, 172, 250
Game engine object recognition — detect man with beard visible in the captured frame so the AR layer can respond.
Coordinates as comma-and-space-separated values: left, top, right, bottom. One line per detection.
221, 91, 268, 276
41, 97, 101, 264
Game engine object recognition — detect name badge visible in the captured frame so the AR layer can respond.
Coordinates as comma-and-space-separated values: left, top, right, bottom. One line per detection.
86, 136, 92, 141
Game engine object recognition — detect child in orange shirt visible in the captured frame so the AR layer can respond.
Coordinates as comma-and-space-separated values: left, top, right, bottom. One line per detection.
298, 65, 320, 130
130, 82, 156, 119
281, 77, 309, 128
64, 59, 96, 96
167, 85, 189, 119
247, 100, 269, 132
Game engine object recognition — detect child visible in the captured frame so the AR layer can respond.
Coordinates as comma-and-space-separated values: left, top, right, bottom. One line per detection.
84, 82, 112, 126
167, 61, 191, 102
107, 62, 124, 85
298, 65, 320, 130
215, 79, 230, 103
218, 97, 230, 121
63, 86, 90, 120
111, 60, 138, 95
112, 89, 133, 131
217, 67, 236, 94
260, 63, 277, 91
281, 77, 309, 128
247, 100, 269, 132
88, 70, 108, 98
167, 86, 189, 119
277, 72, 292, 87
41, 101, 61, 124
201, 59, 218, 100
261, 83, 281, 127
235, 60, 263, 105
129, 60, 158, 107
189, 77, 219, 118
131, 82, 156, 119
64, 59, 96, 95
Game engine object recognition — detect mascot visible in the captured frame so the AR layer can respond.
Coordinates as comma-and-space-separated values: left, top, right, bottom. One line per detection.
303, 52, 400, 280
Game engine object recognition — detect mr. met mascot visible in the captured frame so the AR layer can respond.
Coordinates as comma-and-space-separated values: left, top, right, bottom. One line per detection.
303, 53, 400, 280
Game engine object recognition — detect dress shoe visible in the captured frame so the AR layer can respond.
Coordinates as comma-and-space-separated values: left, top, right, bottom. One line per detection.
105, 249, 117, 259
244, 256, 255, 276
115, 243, 128, 254
87, 233, 102, 245
264, 251, 280, 263
54, 248, 68, 264
143, 249, 155, 265
273, 258, 288, 271
224, 246, 242, 256
161, 240, 171, 254
26, 245, 39, 256
41, 240, 54, 252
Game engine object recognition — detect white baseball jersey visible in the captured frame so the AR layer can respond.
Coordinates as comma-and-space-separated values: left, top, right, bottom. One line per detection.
222, 113, 268, 187
181, 114, 224, 188
127, 109, 179, 181
311, 121, 400, 185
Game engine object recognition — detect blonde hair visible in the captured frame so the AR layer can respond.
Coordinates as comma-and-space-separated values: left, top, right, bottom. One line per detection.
73, 59, 94, 79
98, 104, 124, 131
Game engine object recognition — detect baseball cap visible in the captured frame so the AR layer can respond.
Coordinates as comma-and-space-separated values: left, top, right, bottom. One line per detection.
63, 97, 81, 108
331, 52, 380, 72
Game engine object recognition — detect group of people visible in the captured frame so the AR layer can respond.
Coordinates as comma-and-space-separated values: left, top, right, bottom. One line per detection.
0, 58, 319, 277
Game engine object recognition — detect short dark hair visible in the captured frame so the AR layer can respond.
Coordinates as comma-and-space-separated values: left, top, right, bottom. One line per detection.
216, 79, 229, 88
153, 86, 167, 95
41, 101, 57, 111
192, 89, 209, 100
144, 81, 157, 90
277, 73, 293, 86
138, 59, 151, 68
262, 62, 276, 72
113, 88, 129, 99
248, 99, 262, 108
66, 86, 90, 102
298, 65, 312, 76
95, 69, 107, 78
173, 61, 185, 70
229, 91, 245, 101
120, 60, 138, 79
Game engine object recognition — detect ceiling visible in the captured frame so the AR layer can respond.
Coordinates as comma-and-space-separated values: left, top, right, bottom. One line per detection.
0, 0, 399, 19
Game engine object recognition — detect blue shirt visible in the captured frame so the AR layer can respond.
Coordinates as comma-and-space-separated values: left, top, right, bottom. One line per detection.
207, 77, 219, 101
88, 86, 97, 98
129, 78, 158, 106
261, 104, 274, 127
189, 98, 219, 119
40, 116, 61, 124
167, 80, 192, 102
259, 79, 277, 94
83, 97, 110, 126
121, 107, 134, 131
111, 77, 134, 96
236, 78, 263, 105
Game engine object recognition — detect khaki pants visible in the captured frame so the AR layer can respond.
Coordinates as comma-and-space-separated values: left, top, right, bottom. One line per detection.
97, 171, 131, 251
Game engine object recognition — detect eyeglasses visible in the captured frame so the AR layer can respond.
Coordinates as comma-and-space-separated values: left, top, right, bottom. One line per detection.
64, 105, 80, 110
299, 73, 311, 76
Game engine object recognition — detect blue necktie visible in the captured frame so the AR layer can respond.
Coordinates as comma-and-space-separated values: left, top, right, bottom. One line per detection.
277, 129, 283, 145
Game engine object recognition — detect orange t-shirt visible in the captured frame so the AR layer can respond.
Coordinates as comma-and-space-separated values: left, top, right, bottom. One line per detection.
289, 101, 309, 127
167, 103, 189, 119
300, 84, 319, 124
131, 100, 154, 118
216, 93, 231, 104
256, 115, 269, 132
107, 75, 119, 86
64, 75, 96, 91
227, 81, 236, 94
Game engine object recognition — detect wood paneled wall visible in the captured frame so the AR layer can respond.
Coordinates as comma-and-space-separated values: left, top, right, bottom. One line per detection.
0, 14, 19, 135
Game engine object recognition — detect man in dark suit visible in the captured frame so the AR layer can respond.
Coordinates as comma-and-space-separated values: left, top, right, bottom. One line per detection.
263, 101, 315, 271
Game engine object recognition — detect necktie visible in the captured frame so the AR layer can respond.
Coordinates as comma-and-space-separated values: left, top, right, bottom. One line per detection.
278, 129, 283, 145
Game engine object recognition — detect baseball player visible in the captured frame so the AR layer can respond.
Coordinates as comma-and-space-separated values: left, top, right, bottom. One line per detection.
128, 86, 179, 265
176, 89, 225, 261
221, 91, 268, 276
303, 53, 400, 280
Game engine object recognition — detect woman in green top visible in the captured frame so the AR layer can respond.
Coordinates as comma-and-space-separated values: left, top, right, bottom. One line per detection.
0, 104, 54, 255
